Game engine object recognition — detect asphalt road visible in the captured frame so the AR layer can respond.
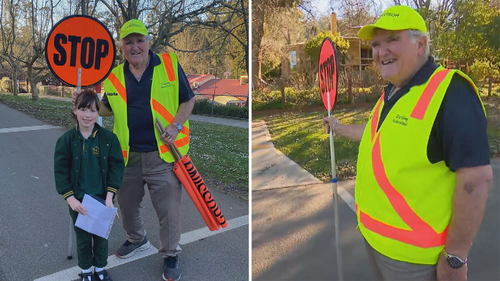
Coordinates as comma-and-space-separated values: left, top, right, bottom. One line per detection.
0, 103, 249, 281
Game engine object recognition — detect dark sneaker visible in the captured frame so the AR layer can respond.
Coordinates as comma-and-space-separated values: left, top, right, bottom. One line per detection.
162, 256, 181, 281
115, 237, 150, 259
78, 271, 95, 281
94, 269, 112, 281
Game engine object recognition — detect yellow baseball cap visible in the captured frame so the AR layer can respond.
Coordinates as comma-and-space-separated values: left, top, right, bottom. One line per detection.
120, 19, 148, 39
358, 5, 427, 40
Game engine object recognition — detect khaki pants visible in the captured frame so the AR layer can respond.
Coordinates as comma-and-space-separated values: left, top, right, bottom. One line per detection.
364, 238, 437, 281
118, 151, 182, 258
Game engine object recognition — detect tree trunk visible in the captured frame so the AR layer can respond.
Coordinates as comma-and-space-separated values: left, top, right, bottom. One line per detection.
12, 67, 18, 96
252, 4, 265, 90
348, 67, 353, 104
488, 74, 492, 97
29, 66, 39, 101
278, 78, 286, 109
31, 79, 39, 101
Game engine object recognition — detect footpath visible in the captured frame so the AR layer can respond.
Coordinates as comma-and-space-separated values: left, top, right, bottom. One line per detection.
251, 120, 499, 281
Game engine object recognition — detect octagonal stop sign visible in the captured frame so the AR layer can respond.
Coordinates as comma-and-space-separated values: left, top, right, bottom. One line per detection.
45, 15, 116, 87
318, 38, 338, 111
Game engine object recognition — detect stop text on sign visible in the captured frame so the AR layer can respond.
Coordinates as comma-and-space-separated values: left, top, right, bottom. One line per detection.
53, 34, 109, 70
319, 54, 335, 95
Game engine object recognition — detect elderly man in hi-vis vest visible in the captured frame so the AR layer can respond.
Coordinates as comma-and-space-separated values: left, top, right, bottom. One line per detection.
324, 5, 492, 281
97, 19, 195, 281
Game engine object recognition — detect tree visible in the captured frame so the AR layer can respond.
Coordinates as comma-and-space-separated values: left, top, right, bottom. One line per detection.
0, 0, 22, 96
252, 0, 306, 89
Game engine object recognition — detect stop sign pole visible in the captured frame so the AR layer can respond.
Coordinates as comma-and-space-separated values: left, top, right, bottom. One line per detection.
319, 37, 343, 281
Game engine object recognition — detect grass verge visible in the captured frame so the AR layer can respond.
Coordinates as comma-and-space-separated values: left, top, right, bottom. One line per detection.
257, 107, 370, 181
0, 93, 248, 200
257, 100, 500, 181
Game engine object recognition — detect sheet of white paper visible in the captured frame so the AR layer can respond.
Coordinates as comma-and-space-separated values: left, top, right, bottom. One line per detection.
75, 194, 117, 239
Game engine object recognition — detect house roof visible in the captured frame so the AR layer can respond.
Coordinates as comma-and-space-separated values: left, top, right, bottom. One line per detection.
194, 78, 248, 101
186, 74, 215, 87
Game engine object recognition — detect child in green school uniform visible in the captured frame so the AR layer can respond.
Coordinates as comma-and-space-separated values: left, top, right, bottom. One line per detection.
54, 89, 124, 281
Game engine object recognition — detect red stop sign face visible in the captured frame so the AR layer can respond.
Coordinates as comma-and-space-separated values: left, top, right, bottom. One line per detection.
45, 15, 116, 87
318, 38, 338, 111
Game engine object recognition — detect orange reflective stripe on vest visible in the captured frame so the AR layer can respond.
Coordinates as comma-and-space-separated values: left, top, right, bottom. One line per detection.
411, 69, 450, 120
122, 150, 127, 160
360, 70, 451, 248
107, 72, 127, 104
151, 99, 190, 137
361, 135, 449, 247
159, 137, 190, 154
161, 53, 176, 82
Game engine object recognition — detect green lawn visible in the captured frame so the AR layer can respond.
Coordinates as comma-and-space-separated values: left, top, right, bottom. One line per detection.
258, 102, 500, 182
0, 93, 248, 199
257, 107, 371, 181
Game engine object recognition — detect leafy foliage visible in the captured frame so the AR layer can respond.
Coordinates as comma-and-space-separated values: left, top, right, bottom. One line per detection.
305, 31, 350, 66
434, 0, 500, 66
470, 60, 500, 87
1, 77, 12, 93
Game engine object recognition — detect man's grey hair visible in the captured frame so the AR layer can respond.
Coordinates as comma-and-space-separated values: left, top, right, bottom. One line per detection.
409, 29, 430, 58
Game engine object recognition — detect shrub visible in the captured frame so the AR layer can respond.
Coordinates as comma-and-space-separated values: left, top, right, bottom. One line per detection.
470, 59, 499, 88
193, 100, 248, 119
1, 77, 13, 93
252, 89, 282, 110
305, 31, 350, 65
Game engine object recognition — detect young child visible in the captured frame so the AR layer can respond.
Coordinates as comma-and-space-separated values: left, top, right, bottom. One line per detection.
54, 89, 124, 281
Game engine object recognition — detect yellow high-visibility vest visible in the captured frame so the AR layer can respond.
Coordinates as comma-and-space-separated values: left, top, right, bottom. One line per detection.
356, 67, 486, 264
103, 53, 189, 165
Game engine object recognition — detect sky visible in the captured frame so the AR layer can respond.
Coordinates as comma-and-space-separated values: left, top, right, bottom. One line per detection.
309, 0, 441, 18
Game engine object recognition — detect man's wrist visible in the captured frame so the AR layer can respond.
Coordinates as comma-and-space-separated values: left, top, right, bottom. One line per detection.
173, 122, 183, 132
442, 248, 468, 269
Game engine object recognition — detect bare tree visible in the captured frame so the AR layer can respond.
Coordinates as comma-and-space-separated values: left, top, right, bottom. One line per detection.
0, 0, 22, 96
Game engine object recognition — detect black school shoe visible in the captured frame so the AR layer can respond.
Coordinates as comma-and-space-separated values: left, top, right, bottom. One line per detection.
94, 269, 112, 281
162, 255, 181, 281
78, 271, 95, 281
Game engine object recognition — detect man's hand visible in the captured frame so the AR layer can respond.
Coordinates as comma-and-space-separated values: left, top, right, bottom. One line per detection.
437, 252, 467, 281
161, 124, 179, 145
323, 116, 342, 134
72, 90, 82, 106
67, 196, 87, 215
322, 116, 365, 141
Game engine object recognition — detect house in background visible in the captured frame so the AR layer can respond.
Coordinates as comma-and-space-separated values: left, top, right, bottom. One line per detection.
282, 12, 373, 78
187, 75, 249, 106
186, 74, 216, 89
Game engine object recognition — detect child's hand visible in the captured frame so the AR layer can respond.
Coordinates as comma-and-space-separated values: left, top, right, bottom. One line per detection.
67, 196, 87, 215
106, 192, 119, 218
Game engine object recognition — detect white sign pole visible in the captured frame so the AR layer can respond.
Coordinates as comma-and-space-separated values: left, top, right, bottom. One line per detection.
97, 90, 102, 126
77, 68, 102, 126
327, 92, 343, 281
